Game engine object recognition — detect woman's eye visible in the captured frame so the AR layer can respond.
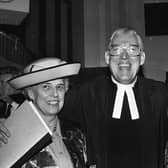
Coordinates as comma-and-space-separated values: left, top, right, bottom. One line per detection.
57, 84, 65, 90
42, 84, 50, 89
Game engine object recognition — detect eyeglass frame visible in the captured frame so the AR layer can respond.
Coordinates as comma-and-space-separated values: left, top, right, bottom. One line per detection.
108, 43, 142, 58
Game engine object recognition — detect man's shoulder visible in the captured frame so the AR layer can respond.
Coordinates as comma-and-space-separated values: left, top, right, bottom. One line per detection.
139, 77, 168, 93
75, 75, 109, 94
83, 75, 109, 86
140, 77, 166, 86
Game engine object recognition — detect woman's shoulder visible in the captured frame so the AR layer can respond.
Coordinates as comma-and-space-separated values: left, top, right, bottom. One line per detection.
61, 120, 87, 167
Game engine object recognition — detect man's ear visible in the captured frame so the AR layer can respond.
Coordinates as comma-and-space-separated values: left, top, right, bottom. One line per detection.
140, 51, 145, 66
105, 51, 110, 65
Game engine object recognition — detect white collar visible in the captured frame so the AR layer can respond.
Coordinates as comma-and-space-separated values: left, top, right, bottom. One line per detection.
111, 76, 137, 88
111, 77, 139, 120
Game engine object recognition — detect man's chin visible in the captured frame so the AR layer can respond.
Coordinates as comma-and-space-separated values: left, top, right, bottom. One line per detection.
117, 77, 134, 84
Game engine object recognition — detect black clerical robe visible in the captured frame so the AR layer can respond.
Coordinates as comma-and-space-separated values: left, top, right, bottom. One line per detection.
60, 75, 168, 168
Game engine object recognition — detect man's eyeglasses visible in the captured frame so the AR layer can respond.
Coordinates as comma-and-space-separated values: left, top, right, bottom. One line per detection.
109, 44, 141, 58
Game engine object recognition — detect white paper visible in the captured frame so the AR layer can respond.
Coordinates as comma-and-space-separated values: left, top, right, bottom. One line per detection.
0, 100, 51, 168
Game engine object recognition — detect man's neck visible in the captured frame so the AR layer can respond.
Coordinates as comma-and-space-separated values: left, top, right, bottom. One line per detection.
111, 76, 137, 86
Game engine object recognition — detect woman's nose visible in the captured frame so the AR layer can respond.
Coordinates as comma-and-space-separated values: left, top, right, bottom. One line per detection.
53, 88, 58, 96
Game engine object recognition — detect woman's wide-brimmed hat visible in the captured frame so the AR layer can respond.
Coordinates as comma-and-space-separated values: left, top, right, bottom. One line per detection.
8, 57, 81, 90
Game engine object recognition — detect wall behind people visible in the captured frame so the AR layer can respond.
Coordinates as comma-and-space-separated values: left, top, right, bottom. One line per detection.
143, 36, 168, 82
1, 0, 168, 81
83, 0, 168, 82
83, 0, 144, 67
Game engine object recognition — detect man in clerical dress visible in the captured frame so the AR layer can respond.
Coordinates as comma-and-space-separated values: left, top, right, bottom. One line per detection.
60, 27, 168, 168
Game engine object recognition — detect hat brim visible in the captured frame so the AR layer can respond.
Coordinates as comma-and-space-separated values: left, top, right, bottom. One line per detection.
8, 63, 81, 90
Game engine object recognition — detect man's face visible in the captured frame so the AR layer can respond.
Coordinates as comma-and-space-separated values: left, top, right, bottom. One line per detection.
28, 79, 67, 117
105, 32, 145, 84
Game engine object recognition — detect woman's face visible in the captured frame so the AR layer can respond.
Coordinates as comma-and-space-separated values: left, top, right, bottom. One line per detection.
28, 79, 67, 117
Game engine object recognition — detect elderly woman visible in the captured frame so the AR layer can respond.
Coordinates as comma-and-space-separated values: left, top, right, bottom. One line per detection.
1, 57, 87, 168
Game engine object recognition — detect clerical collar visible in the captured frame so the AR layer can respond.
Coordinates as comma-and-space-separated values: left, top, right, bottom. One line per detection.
111, 77, 137, 87
111, 77, 140, 120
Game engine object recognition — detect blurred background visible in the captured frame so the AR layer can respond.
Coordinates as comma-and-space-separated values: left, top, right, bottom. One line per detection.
0, 0, 168, 82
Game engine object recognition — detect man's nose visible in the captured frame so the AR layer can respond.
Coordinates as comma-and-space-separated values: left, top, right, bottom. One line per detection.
120, 50, 129, 59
